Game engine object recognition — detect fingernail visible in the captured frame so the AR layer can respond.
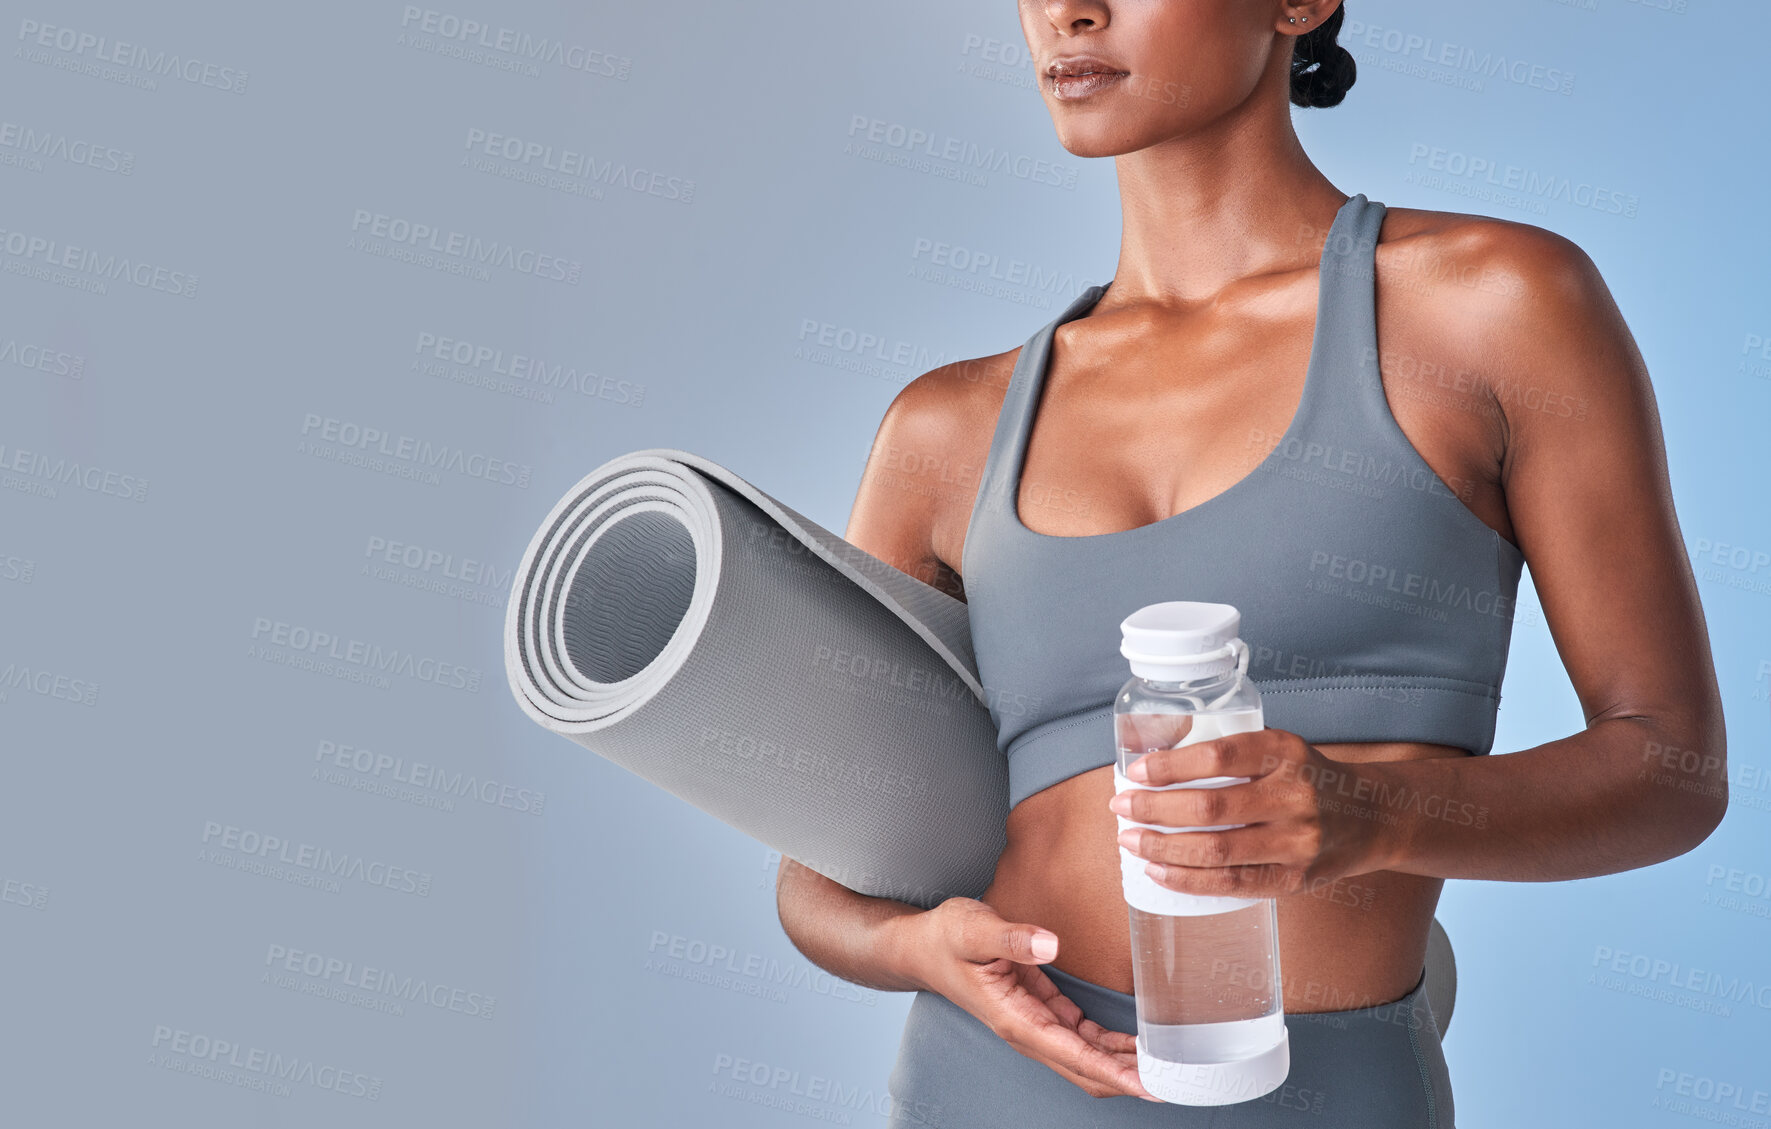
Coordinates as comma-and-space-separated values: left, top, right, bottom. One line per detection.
1030, 932, 1058, 960
1117, 829, 1141, 853
1144, 861, 1167, 881
1127, 757, 1149, 781
1107, 794, 1130, 815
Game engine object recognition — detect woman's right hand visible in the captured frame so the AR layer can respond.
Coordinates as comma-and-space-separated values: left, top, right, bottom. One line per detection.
896, 896, 1160, 1102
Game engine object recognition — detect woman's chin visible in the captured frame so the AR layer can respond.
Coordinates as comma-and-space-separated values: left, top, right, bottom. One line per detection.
1050, 128, 1143, 161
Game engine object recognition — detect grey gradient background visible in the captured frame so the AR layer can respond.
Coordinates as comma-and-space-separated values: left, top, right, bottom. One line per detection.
1, 1, 1767, 1126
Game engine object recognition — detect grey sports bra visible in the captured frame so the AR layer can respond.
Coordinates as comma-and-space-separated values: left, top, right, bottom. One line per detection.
962, 193, 1527, 810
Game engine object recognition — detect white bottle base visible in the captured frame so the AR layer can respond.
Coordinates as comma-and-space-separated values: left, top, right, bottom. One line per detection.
1136, 1026, 1290, 1106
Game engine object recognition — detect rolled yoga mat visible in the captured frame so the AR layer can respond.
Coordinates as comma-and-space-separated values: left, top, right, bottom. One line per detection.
501, 446, 1457, 1032
502, 447, 1009, 911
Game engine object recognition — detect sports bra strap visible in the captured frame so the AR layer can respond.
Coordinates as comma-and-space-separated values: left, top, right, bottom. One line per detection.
1303, 193, 1394, 440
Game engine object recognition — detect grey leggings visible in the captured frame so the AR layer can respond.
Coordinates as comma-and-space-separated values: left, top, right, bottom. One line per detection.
887, 961, 1453, 1128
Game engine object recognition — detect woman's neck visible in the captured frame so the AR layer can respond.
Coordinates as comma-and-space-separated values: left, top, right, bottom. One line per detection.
1106, 103, 1348, 306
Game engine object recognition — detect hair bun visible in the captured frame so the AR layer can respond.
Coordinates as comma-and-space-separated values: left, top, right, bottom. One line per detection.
1290, 8, 1357, 108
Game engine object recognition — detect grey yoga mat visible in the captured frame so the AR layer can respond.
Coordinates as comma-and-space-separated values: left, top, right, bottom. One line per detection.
502, 447, 1009, 911
501, 446, 1456, 1032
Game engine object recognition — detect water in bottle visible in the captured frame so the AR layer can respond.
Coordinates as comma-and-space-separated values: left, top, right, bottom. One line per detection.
1114, 601, 1289, 1106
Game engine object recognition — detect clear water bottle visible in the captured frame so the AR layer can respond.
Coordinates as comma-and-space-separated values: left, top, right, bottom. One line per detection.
1113, 601, 1289, 1106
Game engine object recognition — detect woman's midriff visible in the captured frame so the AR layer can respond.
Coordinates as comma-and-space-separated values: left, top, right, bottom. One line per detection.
977, 740, 1470, 1014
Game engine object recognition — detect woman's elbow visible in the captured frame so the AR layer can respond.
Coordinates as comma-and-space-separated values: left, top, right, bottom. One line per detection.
1635, 731, 1729, 858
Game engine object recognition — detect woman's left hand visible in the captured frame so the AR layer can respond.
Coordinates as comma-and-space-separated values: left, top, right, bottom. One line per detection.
1106, 728, 1398, 899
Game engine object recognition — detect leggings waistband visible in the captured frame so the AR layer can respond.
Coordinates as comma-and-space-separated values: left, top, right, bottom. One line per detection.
1039, 961, 1434, 1036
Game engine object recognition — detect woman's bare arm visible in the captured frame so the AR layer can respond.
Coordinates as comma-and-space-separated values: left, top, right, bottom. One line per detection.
1359, 223, 1727, 880
774, 857, 928, 992
773, 361, 995, 987
1120, 221, 1728, 894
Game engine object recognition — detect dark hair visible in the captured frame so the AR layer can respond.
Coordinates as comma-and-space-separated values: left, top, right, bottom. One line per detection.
1289, 7, 1356, 108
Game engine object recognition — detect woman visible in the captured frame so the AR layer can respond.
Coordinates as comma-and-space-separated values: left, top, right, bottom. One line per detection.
776, 2, 1726, 1125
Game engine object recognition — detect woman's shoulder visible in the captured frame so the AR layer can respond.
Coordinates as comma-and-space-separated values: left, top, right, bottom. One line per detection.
847, 346, 1022, 598
1376, 203, 1607, 309
873, 344, 1025, 479
1372, 203, 1634, 412
890, 347, 1023, 425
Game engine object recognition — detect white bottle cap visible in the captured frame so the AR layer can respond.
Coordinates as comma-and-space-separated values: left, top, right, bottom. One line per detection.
1119, 601, 1243, 680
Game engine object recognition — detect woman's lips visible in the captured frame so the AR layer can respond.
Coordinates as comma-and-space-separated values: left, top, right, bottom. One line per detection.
1050, 70, 1127, 100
